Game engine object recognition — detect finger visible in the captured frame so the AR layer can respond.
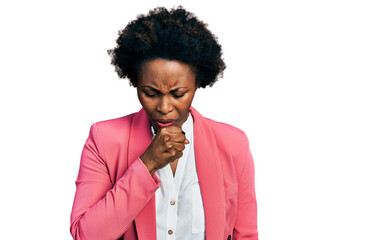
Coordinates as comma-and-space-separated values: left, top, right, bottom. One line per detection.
159, 127, 183, 140
165, 142, 173, 149
170, 150, 183, 162
164, 125, 184, 134
170, 134, 189, 144
173, 142, 185, 152
169, 149, 177, 159
170, 134, 187, 143
176, 151, 183, 159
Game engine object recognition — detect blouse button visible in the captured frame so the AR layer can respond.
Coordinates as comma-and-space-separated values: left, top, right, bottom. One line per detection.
170, 200, 176, 205
168, 230, 173, 235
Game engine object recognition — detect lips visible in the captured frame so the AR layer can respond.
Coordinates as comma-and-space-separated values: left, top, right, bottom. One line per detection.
153, 119, 176, 128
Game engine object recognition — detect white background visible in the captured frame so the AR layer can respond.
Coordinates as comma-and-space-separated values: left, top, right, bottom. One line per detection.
0, 0, 375, 239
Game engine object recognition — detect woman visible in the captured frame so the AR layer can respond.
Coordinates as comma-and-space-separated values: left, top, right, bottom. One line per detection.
70, 6, 258, 240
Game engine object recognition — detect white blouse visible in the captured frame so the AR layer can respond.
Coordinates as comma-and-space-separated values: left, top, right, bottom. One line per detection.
152, 113, 205, 240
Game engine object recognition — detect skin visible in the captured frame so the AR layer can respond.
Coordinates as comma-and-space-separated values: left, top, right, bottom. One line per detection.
137, 58, 198, 176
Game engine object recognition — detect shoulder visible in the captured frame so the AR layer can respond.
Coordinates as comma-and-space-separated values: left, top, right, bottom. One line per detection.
204, 117, 250, 150
190, 107, 250, 150
87, 112, 137, 147
93, 112, 136, 131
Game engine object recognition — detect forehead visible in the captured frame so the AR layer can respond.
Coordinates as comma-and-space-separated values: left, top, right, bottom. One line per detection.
138, 58, 195, 88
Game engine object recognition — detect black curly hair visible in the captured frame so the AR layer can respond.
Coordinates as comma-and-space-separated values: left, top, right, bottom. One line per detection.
108, 6, 226, 88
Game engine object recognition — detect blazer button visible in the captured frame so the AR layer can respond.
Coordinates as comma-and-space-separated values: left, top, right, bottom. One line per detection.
227, 235, 231, 240
168, 230, 173, 235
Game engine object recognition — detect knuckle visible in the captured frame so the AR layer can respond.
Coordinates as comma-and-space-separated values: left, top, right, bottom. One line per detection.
171, 150, 176, 156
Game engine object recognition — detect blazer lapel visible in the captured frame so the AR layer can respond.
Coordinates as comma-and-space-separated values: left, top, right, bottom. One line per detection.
191, 107, 225, 239
127, 109, 157, 240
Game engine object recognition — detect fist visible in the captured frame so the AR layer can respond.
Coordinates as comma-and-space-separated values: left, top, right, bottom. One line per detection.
140, 125, 189, 174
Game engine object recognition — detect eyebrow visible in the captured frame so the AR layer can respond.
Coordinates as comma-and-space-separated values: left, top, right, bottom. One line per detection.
141, 86, 188, 92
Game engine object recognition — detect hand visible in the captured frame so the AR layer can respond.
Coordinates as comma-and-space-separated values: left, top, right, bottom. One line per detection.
140, 125, 189, 175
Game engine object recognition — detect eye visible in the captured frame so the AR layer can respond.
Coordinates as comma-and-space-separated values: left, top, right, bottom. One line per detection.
143, 91, 156, 98
172, 93, 185, 98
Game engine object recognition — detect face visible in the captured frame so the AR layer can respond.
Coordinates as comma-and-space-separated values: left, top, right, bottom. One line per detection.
137, 58, 197, 132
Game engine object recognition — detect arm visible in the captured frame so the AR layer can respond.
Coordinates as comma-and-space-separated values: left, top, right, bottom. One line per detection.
70, 123, 160, 240
233, 135, 258, 240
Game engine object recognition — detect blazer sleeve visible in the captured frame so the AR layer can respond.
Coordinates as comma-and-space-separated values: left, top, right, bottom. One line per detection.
70, 123, 160, 240
233, 134, 258, 240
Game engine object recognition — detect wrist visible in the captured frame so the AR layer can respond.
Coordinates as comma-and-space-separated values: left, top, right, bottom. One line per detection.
140, 155, 158, 175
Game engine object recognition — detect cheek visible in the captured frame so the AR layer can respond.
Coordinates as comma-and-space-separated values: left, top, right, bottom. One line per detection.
140, 98, 156, 110
138, 95, 153, 112
176, 95, 195, 112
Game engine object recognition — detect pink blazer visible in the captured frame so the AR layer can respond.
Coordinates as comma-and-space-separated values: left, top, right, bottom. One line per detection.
70, 107, 258, 240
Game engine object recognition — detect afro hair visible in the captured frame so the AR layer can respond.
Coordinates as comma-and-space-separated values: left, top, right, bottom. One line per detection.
108, 6, 226, 88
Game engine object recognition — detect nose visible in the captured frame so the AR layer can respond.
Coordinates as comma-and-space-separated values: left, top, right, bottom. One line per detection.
157, 96, 173, 115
